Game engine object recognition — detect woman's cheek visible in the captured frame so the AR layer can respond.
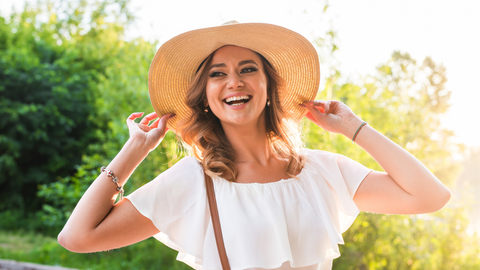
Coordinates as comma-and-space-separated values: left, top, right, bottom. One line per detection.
206, 82, 223, 111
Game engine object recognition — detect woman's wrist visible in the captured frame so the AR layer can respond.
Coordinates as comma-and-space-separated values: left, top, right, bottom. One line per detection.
341, 116, 365, 140
102, 139, 150, 186
123, 137, 151, 159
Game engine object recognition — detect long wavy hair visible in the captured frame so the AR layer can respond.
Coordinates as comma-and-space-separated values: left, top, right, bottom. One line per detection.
179, 48, 305, 181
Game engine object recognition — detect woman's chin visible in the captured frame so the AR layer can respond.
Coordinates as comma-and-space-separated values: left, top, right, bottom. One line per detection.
218, 113, 265, 130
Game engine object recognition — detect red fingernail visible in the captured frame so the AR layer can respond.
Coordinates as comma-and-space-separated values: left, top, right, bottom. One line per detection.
299, 104, 306, 108
169, 114, 176, 119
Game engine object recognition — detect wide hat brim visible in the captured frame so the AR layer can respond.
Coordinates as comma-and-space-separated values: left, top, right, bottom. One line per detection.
148, 23, 320, 134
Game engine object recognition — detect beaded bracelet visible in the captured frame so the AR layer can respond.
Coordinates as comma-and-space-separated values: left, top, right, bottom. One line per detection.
101, 166, 124, 201
352, 121, 367, 143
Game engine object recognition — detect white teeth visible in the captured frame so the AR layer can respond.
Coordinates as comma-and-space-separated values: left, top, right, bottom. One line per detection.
230, 101, 246, 106
225, 95, 250, 103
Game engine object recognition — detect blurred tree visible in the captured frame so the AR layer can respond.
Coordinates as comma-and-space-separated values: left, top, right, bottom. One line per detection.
302, 52, 479, 269
0, 4, 99, 212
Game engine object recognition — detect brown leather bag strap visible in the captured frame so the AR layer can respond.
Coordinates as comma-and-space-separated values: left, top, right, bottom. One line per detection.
204, 171, 231, 270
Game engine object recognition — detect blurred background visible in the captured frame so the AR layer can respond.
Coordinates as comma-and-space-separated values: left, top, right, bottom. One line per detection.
0, 0, 478, 269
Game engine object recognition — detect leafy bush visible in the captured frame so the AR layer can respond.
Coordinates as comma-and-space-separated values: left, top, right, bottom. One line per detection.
0, 10, 99, 212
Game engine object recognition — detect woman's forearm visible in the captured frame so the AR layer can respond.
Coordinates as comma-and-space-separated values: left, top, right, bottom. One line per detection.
59, 138, 150, 244
344, 117, 451, 207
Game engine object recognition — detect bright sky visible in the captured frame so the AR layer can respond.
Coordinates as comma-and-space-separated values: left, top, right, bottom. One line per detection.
2, 0, 479, 147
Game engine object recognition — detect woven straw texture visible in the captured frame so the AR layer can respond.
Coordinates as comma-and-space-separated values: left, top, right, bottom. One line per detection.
148, 23, 320, 133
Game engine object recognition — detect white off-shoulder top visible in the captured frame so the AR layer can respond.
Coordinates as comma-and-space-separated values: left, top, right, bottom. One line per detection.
126, 149, 372, 270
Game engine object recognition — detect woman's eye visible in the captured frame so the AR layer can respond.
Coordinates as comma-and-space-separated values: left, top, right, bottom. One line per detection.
209, 72, 224, 77
241, 67, 258, 74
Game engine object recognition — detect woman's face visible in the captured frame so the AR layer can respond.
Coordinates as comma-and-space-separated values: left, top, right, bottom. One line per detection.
206, 45, 268, 128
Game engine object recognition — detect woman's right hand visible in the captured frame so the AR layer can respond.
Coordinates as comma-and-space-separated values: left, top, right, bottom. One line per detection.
126, 112, 175, 152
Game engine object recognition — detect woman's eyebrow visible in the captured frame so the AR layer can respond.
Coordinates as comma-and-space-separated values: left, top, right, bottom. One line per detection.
209, 60, 258, 70
239, 60, 258, 66
210, 63, 226, 69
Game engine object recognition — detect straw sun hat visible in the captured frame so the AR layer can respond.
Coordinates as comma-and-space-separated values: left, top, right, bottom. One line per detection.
148, 21, 320, 133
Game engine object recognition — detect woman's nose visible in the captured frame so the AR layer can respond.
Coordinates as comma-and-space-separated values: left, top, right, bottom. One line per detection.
226, 73, 244, 89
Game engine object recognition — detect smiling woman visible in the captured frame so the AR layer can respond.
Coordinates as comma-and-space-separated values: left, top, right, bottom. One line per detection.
58, 22, 451, 270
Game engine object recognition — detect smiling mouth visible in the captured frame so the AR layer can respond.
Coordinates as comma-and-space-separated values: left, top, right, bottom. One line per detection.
223, 95, 252, 106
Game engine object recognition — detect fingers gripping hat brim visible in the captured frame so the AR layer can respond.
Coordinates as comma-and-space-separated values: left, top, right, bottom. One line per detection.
149, 23, 320, 134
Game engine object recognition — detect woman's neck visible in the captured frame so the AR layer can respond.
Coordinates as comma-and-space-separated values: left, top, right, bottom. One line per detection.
221, 118, 273, 166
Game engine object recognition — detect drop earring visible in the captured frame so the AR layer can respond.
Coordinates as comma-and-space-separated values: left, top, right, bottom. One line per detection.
267, 100, 271, 107
204, 106, 209, 114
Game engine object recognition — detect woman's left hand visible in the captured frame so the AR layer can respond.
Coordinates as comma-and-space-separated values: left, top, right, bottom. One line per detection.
302, 100, 363, 139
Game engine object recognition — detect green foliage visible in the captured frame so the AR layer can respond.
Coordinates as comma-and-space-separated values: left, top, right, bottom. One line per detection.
38, 158, 98, 230
0, 230, 191, 270
0, 5, 100, 212
336, 210, 479, 270
0, 210, 46, 233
